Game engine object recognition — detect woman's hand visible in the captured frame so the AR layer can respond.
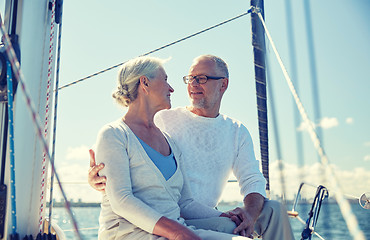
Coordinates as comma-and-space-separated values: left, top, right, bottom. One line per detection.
153, 217, 201, 240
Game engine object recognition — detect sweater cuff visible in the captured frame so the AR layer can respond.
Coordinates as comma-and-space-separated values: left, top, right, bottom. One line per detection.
241, 183, 267, 199
145, 213, 164, 234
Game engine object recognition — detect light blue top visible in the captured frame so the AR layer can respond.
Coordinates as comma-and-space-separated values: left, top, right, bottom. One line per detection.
137, 137, 177, 181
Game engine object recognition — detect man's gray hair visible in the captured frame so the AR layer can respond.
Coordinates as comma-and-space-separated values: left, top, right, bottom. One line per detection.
193, 55, 229, 78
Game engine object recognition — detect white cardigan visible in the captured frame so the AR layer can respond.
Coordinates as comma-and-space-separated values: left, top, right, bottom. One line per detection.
95, 119, 221, 235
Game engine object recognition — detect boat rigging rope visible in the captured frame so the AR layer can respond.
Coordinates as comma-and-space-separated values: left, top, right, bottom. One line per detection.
303, 0, 323, 147
48, 0, 63, 233
6, 61, 17, 235
57, 9, 252, 91
284, 0, 306, 194
254, 8, 366, 240
302, 2, 331, 237
39, 0, 56, 232
266, 59, 287, 201
0, 13, 83, 240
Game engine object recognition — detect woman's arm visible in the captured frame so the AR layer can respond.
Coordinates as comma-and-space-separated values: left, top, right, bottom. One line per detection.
96, 125, 162, 233
153, 217, 201, 240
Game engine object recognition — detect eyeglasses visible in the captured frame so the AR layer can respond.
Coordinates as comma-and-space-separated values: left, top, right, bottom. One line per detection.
183, 75, 224, 84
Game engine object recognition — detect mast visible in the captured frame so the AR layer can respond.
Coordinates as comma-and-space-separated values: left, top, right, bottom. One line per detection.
250, 0, 269, 196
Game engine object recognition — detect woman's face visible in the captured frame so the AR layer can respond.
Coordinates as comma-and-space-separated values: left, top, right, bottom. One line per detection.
148, 67, 174, 110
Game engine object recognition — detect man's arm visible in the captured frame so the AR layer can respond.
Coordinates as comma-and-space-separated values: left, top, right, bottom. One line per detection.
227, 125, 266, 236
88, 149, 107, 192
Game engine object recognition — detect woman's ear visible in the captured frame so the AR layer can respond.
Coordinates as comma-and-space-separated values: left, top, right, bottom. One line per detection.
139, 76, 150, 94
140, 76, 149, 86
139, 76, 149, 92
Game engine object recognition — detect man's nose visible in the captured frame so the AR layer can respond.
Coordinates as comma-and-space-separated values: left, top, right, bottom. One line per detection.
190, 78, 200, 86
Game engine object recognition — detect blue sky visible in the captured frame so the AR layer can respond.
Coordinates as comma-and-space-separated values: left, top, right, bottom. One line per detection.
52, 0, 370, 201
2, 0, 369, 202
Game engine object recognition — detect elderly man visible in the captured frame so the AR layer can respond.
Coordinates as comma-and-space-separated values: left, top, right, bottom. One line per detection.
89, 55, 294, 239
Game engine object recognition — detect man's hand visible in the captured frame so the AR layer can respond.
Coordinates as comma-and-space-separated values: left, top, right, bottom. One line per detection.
224, 207, 254, 237
88, 149, 107, 193
224, 193, 264, 237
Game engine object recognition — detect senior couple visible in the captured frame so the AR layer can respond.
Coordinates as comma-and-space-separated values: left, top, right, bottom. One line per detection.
89, 54, 295, 239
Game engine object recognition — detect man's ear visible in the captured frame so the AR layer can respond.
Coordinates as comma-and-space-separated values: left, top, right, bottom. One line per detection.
221, 78, 229, 92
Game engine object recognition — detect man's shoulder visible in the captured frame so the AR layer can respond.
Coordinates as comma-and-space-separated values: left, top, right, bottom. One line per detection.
219, 113, 247, 129
156, 107, 188, 120
155, 107, 189, 132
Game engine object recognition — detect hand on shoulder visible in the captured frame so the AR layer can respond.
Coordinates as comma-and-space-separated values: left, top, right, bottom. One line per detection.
88, 149, 107, 193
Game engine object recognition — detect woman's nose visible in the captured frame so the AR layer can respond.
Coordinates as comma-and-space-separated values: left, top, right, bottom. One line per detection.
169, 84, 174, 92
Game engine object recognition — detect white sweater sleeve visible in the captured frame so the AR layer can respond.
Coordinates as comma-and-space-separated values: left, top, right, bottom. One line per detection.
96, 125, 163, 233
233, 125, 267, 198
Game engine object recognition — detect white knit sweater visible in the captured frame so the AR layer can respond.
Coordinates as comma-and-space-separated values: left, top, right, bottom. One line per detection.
154, 107, 266, 207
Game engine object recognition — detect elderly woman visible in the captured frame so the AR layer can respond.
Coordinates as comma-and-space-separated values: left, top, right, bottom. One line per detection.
95, 56, 251, 240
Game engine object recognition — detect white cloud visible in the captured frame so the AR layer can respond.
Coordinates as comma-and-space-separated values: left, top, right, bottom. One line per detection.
50, 146, 95, 202
220, 161, 370, 203
296, 117, 339, 132
345, 117, 354, 124
51, 155, 370, 204
364, 155, 370, 162
49, 162, 102, 202
268, 161, 370, 200
318, 117, 339, 129
65, 145, 90, 160
364, 142, 370, 147
296, 121, 313, 132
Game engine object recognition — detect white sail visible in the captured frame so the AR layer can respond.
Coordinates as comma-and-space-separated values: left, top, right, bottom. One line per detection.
0, 0, 58, 238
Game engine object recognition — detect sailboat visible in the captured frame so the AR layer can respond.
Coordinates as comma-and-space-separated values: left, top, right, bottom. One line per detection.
0, 0, 369, 239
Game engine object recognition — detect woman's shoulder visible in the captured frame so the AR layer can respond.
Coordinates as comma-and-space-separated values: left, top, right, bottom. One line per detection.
97, 119, 129, 139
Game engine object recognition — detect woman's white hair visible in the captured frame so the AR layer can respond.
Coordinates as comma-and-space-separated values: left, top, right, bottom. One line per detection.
112, 56, 167, 107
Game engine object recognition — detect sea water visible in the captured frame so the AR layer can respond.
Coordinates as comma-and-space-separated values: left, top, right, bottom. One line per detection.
52, 203, 370, 240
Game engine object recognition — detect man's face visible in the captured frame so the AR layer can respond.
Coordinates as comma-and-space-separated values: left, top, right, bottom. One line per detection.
187, 58, 227, 110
